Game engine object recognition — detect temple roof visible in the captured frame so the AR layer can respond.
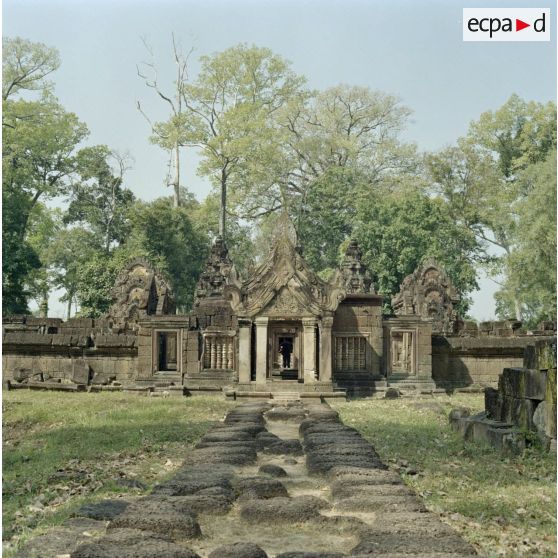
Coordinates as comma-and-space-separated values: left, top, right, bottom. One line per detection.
224, 213, 376, 319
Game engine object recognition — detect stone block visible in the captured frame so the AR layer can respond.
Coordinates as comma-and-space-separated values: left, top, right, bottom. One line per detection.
546, 368, 557, 439
72, 359, 91, 385
524, 369, 546, 400
484, 387, 502, 420
524, 338, 557, 370
499, 368, 524, 397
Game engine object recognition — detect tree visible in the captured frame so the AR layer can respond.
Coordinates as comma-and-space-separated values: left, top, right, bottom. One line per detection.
2, 38, 88, 314
65, 146, 135, 252
426, 95, 557, 320
48, 227, 100, 318
494, 150, 557, 325
353, 187, 481, 315
2, 36, 60, 101
124, 197, 208, 311
2, 184, 41, 314
137, 35, 193, 207
151, 44, 306, 238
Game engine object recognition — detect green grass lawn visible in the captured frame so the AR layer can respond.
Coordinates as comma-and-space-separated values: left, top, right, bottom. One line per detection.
2, 391, 235, 553
332, 394, 557, 558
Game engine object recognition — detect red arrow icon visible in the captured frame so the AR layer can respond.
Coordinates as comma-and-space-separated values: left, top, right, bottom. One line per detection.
516, 18, 530, 31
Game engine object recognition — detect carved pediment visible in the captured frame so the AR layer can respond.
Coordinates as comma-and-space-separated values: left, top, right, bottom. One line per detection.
225, 212, 344, 318
107, 257, 175, 325
392, 259, 460, 334
262, 287, 309, 317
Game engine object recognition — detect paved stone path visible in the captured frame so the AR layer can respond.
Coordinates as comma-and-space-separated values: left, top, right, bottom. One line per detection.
17, 401, 479, 557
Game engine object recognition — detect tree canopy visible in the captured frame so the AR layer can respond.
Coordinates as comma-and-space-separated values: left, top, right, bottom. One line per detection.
3, 37, 555, 326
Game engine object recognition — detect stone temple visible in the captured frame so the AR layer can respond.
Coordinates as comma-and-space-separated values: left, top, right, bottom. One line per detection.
3, 213, 556, 400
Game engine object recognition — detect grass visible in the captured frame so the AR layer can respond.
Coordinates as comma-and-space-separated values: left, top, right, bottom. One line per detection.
3, 391, 556, 557
2, 391, 235, 554
332, 394, 557, 558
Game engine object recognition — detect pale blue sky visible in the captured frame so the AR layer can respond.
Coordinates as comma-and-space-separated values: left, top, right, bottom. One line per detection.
3, 0, 556, 319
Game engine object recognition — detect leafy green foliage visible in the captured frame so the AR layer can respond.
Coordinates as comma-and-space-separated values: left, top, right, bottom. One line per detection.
126, 198, 208, 311
426, 95, 557, 322
494, 150, 557, 325
2, 36, 60, 101
65, 146, 135, 252
353, 187, 480, 314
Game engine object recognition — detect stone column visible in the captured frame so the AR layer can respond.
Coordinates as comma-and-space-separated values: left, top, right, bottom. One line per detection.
238, 319, 252, 383
302, 318, 317, 384
255, 317, 269, 386
319, 316, 334, 384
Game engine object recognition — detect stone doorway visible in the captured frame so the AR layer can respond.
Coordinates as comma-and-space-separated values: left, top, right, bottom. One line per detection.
269, 323, 301, 381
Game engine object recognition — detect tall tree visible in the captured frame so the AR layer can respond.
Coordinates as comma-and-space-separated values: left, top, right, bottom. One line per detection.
426, 95, 557, 320
65, 146, 135, 252
151, 44, 305, 238
137, 34, 193, 207
2, 38, 88, 314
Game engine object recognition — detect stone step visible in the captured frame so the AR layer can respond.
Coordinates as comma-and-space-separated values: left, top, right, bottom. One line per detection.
272, 392, 301, 401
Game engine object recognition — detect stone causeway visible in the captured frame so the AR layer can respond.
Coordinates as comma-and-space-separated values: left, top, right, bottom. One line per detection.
18, 401, 479, 558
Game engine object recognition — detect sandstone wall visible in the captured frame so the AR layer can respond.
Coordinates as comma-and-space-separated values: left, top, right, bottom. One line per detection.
2, 316, 137, 386
333, 297, 383, 377
432, 335, 555, 389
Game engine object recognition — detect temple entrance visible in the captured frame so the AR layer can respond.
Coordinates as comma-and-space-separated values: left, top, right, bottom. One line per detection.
269, 322, 301, 381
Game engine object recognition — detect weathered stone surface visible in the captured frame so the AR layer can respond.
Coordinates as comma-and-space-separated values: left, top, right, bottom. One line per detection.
152, 469, 234, 497
391, 259, 460, 334
265, 407, 307, 422
258, 464, 288, 477
72, 528, 199, 558
334, 495, 425, 513
16, 519, 106, 558
72, 359, 91, 384
484, 387, 501, 420
276, 553, 345, 558
73, 499, 130, 520
263, 439, 303, 456
240, 496, 330, 523
351, 532, 476, 555
162, 487, 235, 515
330, 483, 412, 500
327, 467, 402, 485
233, 477, 288, 500
208, 542, 268, 558
108, 498, 201, 539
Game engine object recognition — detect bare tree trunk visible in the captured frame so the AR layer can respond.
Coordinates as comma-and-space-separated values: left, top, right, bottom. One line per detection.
67, 297, 72, 320
514, 296, 522, 322
39, 294, 48, 318
219, 169, 227, 239
173, 142, 180, 207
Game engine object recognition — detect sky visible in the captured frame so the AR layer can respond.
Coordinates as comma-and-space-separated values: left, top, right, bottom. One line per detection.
3, 0, 556, 319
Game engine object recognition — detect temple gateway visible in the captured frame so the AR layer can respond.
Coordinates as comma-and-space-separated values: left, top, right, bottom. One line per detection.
121, 213, 437, 398
3, 213, 555, 398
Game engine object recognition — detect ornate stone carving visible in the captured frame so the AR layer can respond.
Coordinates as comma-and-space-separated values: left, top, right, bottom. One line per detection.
194, 236, 239, 303
331, 239, 374, 294
107, 258, 175, 324
225, 212, 345, 318
392, 259, 460, 334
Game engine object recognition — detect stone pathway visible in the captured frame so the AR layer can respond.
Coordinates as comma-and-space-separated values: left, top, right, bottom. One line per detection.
17, 401, 479, 557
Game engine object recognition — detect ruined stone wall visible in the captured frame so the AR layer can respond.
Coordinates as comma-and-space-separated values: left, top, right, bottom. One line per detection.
432, 334, 556, 389
2, 316, 137, 386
